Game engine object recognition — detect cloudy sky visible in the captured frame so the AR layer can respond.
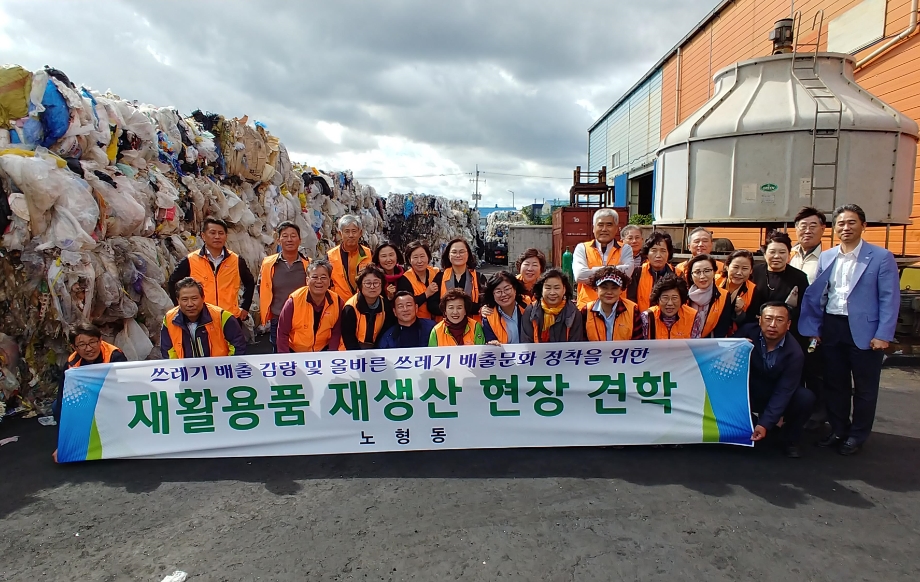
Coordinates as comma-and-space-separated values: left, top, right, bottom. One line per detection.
0, 0, 717, 208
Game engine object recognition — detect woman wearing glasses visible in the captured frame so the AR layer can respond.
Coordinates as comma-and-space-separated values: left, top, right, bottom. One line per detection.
640, 275, 702, 340
340, 265, 395, 350
428, 238, 486, 321
276, 260, 345, 353
684, 255, 735, 338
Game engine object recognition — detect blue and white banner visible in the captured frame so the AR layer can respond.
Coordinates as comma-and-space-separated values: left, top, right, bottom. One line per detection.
57, 339, 753, 462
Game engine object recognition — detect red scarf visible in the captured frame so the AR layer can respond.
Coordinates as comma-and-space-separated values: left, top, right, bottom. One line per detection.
385, 265, 405, 287
446, 318, 468, 344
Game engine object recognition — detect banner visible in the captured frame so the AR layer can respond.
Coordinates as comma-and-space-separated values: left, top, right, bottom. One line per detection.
57, 339, 754, 462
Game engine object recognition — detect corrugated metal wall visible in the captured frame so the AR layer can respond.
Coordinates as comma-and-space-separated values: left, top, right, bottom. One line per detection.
587, 70, 663, 181
653, 0, 920, 254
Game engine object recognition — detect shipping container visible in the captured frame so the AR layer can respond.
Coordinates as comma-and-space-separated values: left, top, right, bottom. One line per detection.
508, 225, 553, 271
551, 207, 628, 267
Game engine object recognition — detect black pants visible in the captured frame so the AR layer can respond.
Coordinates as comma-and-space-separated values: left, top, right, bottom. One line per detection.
752, 386, 816, 445
821, 314, 884, 444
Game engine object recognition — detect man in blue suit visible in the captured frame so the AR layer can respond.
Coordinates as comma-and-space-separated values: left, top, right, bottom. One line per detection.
799, 204, 900, 456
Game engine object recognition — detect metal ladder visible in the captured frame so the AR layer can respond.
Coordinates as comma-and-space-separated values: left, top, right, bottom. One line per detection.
791, 10, 843, 210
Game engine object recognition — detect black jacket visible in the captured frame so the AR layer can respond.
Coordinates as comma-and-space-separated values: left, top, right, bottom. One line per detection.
735, 323, 804, 429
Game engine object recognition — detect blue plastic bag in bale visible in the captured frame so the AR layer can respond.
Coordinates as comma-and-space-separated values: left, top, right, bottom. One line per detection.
39, 79, 69, 147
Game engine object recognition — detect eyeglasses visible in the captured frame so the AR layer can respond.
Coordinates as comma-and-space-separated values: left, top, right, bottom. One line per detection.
658, 296, 682, 304
494, 286, 514, 296
796, 223, 822, 231
691, 268, 714, 276
75, 339, 100, 350
363, 280, 382, 289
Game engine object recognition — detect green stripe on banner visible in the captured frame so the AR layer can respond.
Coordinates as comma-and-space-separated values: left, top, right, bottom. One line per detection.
702, 390, 720, 443
87, 417, 103, 461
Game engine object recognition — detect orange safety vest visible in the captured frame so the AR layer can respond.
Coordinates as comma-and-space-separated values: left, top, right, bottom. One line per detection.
286, 288, 342, 352
720, 279, 757, 312
68, 341, 121, 367
187, 250, 243, 318
258, 253, 310, 325
430, 320, 484, 346
647, 305, 698, 339
485, 305, 525, 343
403, 266, 440, 319
439, 268, 481, 322
328, 244, 371, 297
700, 286, 729, 338
343, 294, 385, 348
516, 274, 536, 305
584, 299, 638, 341
164, 304, 233, 359
576, 241, 622, 309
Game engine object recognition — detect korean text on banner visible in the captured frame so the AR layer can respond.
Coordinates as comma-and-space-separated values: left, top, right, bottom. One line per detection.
57, 339, 753, 462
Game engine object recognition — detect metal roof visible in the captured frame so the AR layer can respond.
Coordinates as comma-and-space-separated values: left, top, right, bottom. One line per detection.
587, 0, 735, 133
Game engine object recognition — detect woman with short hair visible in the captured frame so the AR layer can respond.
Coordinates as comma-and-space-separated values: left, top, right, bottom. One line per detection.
428, 238, 485, 320
429, 289, 486, 346
482, 271, 529, 345
373, 242, 405, 301
521, 269, 584, 343
340, 265, 395, 350
641, 275, 701, 339
684, 254, 734, 338
628, 232, 677, 312
397, 241, 440, 320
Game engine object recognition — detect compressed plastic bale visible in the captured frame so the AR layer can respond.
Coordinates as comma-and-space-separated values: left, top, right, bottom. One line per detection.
0, 153, 64, 233
0, 65, 32, 125
46, 251, 96, 326
83, 170, 145, 237
35, 206, 96, 252
114, 318, 154, 361
140, 275, 172, 326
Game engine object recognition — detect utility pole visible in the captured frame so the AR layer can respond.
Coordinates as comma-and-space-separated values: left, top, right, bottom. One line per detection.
470, 164, 484, 210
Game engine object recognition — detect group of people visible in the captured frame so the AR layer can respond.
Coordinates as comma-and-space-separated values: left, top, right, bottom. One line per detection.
56, 203, 900, 461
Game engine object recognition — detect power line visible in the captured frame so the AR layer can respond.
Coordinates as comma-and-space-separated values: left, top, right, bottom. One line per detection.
481, 171, 569, 180
353, 172, 468, 180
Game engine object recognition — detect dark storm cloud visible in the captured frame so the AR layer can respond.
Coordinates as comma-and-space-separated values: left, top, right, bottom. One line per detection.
0, 0, 718, 203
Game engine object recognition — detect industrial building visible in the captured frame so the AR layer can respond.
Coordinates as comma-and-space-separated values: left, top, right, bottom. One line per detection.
588, 0, 920, 254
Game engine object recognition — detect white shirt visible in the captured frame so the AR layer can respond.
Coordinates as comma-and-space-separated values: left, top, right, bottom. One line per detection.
205, 247, 226, 270
825, 240, 863, 316
573, 241, 635, 284
790, 244, 821, 284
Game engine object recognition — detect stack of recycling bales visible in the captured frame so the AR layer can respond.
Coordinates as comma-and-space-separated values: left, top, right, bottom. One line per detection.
484, 210, 526, 246
384, 192, 480, 260
0, 64, 386, 417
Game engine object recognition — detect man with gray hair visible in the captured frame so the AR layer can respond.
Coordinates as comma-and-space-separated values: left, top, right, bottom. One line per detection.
619, 224, 644, 269
675, 226, 723, 278
572, 208, 635, 309
327, 214, 371, 297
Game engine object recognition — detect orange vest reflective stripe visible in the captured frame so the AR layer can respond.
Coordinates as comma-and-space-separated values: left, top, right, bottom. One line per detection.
431, 320, 480, 346
485, 306, 524, 343
700, 286, 729, 337
187, 250, 243, 318
328, 245, 371, 297
576, 241, 622, 309
287, 288, 342, 352
403, 266, 440, 319
259, 253, 310, 325
584, 299, 637, 341
344, 294, 385, 347
647, 305, 698, 339
439, 268, 480, 303
164, 304, 232, 359
68, 341, 121, 367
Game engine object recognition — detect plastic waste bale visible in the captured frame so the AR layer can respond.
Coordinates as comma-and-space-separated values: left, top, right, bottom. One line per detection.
0, 65, 32, 126
114, 317, 154, 361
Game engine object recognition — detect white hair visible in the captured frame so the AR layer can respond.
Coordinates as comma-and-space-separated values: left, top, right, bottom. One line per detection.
619, 224, 641, 236
337, 215, 362, 231
593, 208, 619, 227
687, 226, 713, 243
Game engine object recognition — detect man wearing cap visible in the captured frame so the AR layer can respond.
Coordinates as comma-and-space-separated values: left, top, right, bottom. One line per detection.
581, 266, 642, 341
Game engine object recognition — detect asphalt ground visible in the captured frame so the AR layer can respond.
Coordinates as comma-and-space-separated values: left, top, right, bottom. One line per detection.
1, 357, 919, 581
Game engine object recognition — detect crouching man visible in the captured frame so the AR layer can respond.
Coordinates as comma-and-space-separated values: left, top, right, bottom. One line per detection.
736, 301, 816, 458
161, 277, 247, 359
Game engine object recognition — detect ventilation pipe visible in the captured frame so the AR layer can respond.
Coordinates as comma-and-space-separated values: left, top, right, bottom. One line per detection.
856, 0, 918, 69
